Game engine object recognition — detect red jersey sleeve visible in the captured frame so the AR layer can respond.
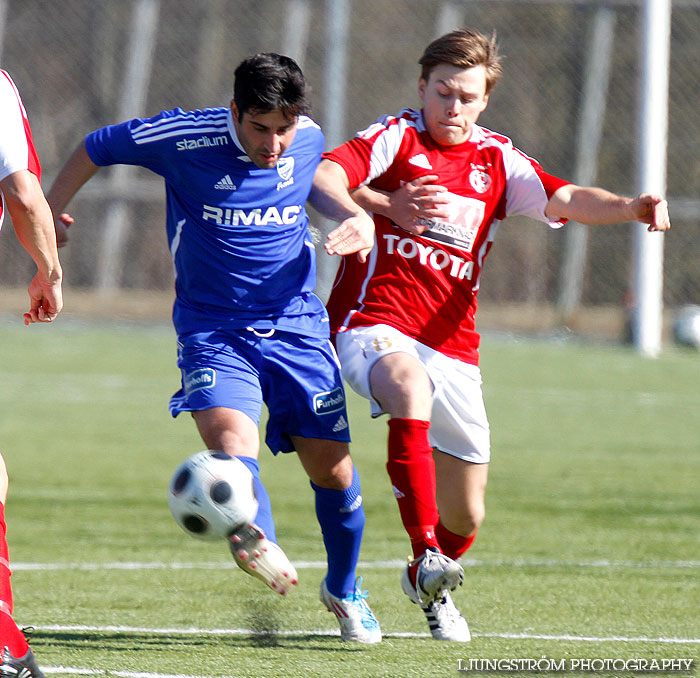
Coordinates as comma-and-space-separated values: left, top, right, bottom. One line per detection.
323, 113, 414, 189
322, 138, 373, 189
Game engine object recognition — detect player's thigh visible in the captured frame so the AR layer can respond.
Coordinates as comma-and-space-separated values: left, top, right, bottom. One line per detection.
192, 407, 261, 458
370, 352, 433, 419
170, 329, 264, 429
336, 324, 432, 418
434, 452, 488, 535
261, 333, 351, 455
425, 352, 490, 464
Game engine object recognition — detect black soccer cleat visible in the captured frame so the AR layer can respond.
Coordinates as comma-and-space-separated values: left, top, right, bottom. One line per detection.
1, 645, 45, 678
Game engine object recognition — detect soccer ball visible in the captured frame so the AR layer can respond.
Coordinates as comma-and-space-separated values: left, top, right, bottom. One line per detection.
673, 305, 700, 349
168, 450, 258, 541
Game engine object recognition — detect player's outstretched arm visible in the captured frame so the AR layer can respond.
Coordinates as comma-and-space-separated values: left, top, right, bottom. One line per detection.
46, 141, 101, 247
546, 184, 671, 232
0, 169, 63, 324
352, 175, 451, 235
310, 159, 375, 263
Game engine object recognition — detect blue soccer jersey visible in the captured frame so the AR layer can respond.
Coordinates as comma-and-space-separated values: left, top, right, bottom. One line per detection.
85, 106, 328, 338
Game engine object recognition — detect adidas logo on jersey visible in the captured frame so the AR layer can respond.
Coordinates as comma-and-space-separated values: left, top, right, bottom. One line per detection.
392, 485, 405, 498
408, 153, 433, 170
332, 415, 348, 432
215, 175, 237, 191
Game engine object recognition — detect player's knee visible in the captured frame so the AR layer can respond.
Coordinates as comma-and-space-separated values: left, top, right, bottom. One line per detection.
199, 431, 260, 459
448, 501, 485, 536
312, 470, 350, 490
298, 440, 354, 490
312, 455, 354, 490
467, 502, 486, 532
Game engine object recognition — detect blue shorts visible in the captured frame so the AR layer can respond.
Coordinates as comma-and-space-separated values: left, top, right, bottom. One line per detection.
169, 328, 350, 454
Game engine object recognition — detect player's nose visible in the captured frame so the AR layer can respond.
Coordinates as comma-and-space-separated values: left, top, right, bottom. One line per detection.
445, 97, 460, 116
266, 134, 283, 155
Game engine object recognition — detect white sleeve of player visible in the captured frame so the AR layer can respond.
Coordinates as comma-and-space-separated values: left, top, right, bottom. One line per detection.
357, 115, 408, 186
502, 145, 566, 229
0, 73, 31, 182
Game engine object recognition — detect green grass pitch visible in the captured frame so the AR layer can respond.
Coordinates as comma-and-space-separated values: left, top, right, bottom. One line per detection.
0, 320, 698, 677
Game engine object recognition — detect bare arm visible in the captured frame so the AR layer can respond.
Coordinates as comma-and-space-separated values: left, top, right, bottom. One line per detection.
352, 175, 451, 235
1, 169, 63, 324
309, 159, 375, 263
45, 140, 101, 246
546, 184, 671, 232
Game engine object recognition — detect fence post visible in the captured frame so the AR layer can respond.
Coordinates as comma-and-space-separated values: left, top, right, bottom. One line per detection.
0, 1, 7, 63
435, 0, 463, 36
283, 0, 311, 68
632, 0, 670, 357
96, 0, 160, 294
557, 6, 616, 323
314, 0, 351, 302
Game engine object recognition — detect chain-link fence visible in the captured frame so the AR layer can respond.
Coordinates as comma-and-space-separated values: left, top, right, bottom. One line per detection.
1, 0, 698, 341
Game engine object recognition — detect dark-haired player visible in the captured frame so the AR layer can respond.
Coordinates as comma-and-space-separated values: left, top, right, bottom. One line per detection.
47, 53, 380, 644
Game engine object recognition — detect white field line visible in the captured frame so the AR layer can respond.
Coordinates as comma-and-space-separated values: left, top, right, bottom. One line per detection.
12, 557, 700, 571
23, 558, 700, 678
35, 622, 700, 645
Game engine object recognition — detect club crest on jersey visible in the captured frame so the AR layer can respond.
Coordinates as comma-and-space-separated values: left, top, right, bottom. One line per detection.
276, 157, 295, 191
313, 387, 345, 416
469, 166, 491, 193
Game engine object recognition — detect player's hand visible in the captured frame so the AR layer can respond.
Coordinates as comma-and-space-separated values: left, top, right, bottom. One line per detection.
325, 211, 375, 263
387, 175, 451, 235
632, 193, 671, 232
55, 212, 74, 247
24, 271, 63, 325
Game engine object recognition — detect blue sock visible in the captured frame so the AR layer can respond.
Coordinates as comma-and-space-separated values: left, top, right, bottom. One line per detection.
236, 455, 277, 544
311, 466, 365, 598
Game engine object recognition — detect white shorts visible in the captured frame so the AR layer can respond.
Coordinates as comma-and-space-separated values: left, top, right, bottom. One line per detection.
336, 324, 490, 464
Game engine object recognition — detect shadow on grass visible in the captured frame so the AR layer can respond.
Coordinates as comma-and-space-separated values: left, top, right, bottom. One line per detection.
36, 629, 369, 654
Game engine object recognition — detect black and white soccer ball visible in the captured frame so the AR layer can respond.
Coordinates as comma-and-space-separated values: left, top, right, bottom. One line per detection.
168, 450, 258, 541
673, 305, 700, 350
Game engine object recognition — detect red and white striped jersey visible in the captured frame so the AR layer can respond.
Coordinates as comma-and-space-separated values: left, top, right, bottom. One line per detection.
324, 108, 570, 365
0, 70, 42, 230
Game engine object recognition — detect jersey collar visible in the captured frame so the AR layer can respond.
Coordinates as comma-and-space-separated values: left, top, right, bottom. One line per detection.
226, 108, 254, 163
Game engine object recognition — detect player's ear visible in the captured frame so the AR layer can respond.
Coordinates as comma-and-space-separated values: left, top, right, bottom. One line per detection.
479, 93, 490, 112
230, 100, 240, 122
418, 77, 427, 102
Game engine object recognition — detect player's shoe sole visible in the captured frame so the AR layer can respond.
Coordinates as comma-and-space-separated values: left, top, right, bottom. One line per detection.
401, 548, 464, 604
320, 577, 382, 644
228, 523, 298, 595
1, 645, 45, 678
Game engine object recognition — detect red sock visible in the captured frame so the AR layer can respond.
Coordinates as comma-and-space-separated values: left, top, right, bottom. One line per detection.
436, 521, 477, 561
0, 611, 28, 657
0, 504, 28, 657
0, 502, 13, 615
386, 418, 440, 559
